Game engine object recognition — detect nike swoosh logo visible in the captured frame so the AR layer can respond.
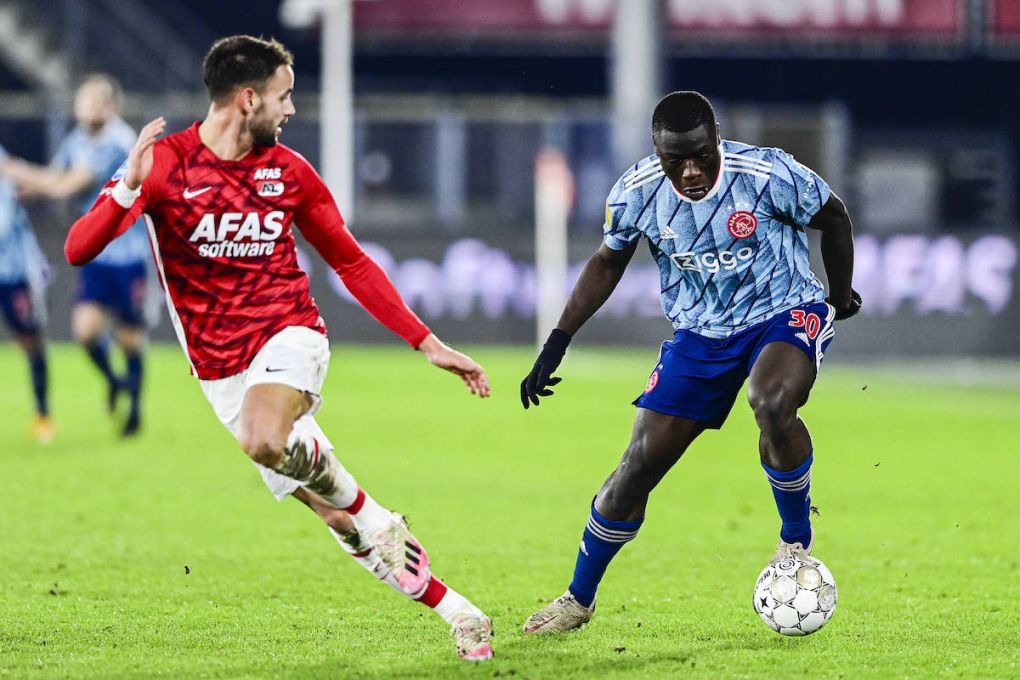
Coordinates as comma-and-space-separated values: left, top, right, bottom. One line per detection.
265, 367, 287, 373
183, 186, 212, 199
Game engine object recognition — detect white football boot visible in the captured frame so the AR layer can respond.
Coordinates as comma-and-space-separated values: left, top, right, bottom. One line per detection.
772, 528, 815, 563
451, 612, 494, 661
334, 528, 402, 591
367, 512, 431, 598
523, 590, 595, 634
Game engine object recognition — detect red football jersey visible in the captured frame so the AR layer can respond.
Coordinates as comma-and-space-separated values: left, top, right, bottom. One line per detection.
67, 122, 430, 379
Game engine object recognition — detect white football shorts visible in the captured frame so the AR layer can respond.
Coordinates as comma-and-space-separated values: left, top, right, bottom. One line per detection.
199, 325, 332, 500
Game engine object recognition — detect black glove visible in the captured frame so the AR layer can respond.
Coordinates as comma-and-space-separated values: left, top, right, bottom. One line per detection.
827, 288, 862, 321
521, 329, 571, 409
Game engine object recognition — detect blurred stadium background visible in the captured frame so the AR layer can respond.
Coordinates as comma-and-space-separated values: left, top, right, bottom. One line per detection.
3, 4, 1019, 677
0, 0, 1018, 357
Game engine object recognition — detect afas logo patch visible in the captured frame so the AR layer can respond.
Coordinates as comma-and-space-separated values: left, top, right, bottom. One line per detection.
254, 167, 281, 180
727, 211, 758, 239
255, 167, 284, 196
188, 210, 284, 258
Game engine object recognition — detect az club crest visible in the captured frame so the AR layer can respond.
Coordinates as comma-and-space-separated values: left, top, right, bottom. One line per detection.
727, 211, 758, 239
258, 181, 284, 197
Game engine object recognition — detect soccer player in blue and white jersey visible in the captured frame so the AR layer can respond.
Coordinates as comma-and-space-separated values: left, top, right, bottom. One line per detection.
520, 91, 861, 633
5, 74, 152, 436
0, 144, 53, 443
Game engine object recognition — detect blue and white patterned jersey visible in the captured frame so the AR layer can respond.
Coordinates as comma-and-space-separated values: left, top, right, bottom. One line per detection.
52, 117, 150, 266
0, 146, 46, 286
603, 140, 830, 338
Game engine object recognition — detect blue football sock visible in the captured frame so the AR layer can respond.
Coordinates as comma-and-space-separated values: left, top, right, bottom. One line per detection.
28, 349, 48, 417
568, 504, 643, 608
124, 351, 143, 418
84, 337, 117, 386
763, 453, 813, 547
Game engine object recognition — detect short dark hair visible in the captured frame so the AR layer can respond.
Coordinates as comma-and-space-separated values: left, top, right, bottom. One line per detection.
652, 91, 716, 136
202, 35, 294, 102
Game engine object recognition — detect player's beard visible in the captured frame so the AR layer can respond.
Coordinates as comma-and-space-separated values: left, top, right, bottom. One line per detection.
249, 109, 280, 148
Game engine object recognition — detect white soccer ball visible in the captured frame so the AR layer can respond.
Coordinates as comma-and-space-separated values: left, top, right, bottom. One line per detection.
753, 554, 837, 636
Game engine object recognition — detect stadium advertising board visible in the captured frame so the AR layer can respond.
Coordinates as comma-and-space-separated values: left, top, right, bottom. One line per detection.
989, 0, 1020, 53
28, 227, 1020, 357
354, 0, 962, 38
992, 0, 1020, 33
292, 231, 1020, 357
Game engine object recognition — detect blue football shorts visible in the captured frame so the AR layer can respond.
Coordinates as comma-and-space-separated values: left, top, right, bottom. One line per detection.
634, 302, 836, 429
0, 280, 42, 335
77, 261, 147, 327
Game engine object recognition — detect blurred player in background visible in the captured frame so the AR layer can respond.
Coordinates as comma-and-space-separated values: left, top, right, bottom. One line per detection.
64, 36, 493, 661
5, 74, 151, 436
521, 91, 860, 633
0, 144, 53, 443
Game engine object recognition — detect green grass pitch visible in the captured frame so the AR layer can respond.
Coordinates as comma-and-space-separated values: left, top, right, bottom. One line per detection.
1, 344, 1018, 679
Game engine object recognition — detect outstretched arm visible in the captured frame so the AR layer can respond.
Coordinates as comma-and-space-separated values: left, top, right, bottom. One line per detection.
521, 241, 637, 408
808, 192, 860, 319
295, 171, 489, 397
417, 334, 490, 398
64, 117, 165, 265
3, 157, 95, 199
556, 241, 638, 334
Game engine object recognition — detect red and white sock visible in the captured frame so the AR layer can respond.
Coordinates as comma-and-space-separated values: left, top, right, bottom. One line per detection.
328, 526, 391, 587
331, 521, 482, 623
415, 576, 484, 625
341, 487, 395, 535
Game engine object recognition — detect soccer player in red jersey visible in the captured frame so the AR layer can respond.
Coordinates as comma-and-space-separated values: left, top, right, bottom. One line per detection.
64, 36, 493, 661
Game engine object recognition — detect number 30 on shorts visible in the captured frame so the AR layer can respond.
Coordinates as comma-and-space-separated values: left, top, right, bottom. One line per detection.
788, 309, 822, 339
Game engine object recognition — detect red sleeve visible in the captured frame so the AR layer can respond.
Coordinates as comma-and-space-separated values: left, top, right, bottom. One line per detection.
64, 152, 161, 266
292, 159, 431, 348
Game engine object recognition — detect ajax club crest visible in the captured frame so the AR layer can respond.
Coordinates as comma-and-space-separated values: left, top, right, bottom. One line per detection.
727, 211, 758, 239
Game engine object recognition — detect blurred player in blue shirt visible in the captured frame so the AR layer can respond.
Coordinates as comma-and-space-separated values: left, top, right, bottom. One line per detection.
0, 144, 53, 443
5, 74, 151, 436
521, 92, 861, 633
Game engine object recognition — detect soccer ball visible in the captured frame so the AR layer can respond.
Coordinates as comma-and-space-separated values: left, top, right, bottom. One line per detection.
753, 554, 837, 636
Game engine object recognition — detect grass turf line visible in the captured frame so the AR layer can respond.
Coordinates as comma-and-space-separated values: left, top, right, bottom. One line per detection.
0, 344, 1018, 679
